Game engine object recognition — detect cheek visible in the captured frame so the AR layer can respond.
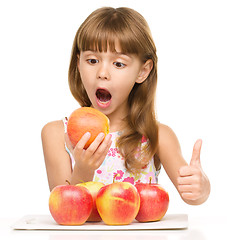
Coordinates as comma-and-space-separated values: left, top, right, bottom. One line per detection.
80, 76, 94, 100
121, 68, 140, 83
80, 68, 94, 88
81, 79, 93, 95
114, 81, 135, 101
112, 71, 138, 95
79, 66, 88, 80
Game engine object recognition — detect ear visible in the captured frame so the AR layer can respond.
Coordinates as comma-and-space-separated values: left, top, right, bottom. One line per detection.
136, 59, 153, 84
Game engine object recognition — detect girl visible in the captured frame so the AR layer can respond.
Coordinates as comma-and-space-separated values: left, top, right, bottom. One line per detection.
41, 7, 210, 205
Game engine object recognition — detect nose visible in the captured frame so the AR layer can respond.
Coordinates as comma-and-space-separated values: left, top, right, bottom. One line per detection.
97, 62, 110, 80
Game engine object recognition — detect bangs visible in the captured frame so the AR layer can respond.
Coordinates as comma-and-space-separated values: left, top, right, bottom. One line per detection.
76, 8, 145, 55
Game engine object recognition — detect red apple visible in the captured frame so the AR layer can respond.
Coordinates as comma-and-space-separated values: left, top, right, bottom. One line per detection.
76, 181, 105, 222
49, 184, 93, 225
96, 182, 140, 225
67, 107, 109, 149
135, 183, 169, 222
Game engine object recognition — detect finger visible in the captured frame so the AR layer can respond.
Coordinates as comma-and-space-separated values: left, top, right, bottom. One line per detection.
178, 184, 193, 193
94, 135, 112, 168
179, 165, 200, 177
190, 139, 202, 166
102, 134, 113, 155
94, 134, 112, 158
177, 175, 199, 185
181, 192, 199, 201
178, 183, 201, 195
85, 132, 105, 155
101, 133, 112, 147
75, 132, 91, 151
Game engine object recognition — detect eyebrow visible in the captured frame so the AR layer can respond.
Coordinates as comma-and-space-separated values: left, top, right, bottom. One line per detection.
115, 51, 132, 58
84, 50, 132, 60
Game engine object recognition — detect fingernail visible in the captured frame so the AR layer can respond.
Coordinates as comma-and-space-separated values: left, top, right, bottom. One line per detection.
98, 132, 105, 139
85, 132, 91, 138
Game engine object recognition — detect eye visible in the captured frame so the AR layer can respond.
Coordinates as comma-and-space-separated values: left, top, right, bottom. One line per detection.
113, 62, 126, 68
87, 59, 99, 64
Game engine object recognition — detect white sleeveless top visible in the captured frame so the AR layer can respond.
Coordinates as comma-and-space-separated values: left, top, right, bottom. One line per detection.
63, 117, 160, 185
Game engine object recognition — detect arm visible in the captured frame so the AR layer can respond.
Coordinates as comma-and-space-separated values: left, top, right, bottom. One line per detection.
41, 120, 112, 191
41, 121, 73, 191
157, 124, 210, 205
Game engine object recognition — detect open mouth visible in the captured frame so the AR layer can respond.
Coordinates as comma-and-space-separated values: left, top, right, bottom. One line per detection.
96, 88, 112, 106
96, 88, 112, 102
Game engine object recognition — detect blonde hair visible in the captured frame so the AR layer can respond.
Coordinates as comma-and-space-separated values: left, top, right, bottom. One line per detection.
68, 7, 158, 173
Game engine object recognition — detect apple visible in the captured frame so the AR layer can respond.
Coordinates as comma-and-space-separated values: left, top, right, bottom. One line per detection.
49, 184, 93, 225
135, 182, 169, 222
67, 107, 109, 149
96, 182, 140, 225
76, 181, 105, 222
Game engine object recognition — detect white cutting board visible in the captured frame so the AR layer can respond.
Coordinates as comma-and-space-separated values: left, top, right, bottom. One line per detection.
11, 214, 188, 230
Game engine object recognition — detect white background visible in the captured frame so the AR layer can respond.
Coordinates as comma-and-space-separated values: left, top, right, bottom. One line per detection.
0, 0, 226, 219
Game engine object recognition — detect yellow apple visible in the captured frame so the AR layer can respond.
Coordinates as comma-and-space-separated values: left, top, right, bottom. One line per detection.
77, 181, 105, 222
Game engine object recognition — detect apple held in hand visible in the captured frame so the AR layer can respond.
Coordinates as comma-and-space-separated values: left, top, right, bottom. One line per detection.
96, 182, 140, 225
135, 182, 169, 222
67, 107, 109, 149
76, 181, 105, 222
49, 184, 93, 225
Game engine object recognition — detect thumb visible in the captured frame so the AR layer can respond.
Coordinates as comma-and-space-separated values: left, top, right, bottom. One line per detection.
190, 139, 202, 166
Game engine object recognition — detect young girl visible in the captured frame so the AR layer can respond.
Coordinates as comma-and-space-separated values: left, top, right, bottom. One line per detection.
41, 7, 210, 205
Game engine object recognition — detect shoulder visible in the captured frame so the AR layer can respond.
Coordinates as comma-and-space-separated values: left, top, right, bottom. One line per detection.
158, 123, 177, 140
41, 120, 65, 144
157, 123, 182, 156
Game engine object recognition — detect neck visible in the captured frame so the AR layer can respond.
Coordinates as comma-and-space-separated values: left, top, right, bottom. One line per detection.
106, 106, 128, 133
108, 113, 126, 133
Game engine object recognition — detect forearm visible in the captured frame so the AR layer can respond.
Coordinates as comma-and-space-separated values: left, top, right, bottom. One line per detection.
70, 165, 95, 185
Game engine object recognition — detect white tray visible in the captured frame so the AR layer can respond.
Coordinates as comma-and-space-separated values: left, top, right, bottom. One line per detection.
11, 214, 188, 230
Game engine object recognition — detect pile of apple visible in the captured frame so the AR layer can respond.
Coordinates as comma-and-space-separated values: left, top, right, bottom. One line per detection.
49, 107, 169, 225
49, 180, 169, 226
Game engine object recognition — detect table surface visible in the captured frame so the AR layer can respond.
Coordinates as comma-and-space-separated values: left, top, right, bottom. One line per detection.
1, 215, 226, 240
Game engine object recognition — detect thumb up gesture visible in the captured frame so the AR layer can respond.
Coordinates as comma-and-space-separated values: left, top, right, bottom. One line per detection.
190, 139, 202, 167
177, 139, 210, 204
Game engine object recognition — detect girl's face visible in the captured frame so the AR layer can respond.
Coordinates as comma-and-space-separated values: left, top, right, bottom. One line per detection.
77, 43, 152, 123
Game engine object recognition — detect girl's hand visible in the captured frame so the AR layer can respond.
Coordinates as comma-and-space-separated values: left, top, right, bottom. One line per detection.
177, 139, 210, 204
65, 132, 112, 176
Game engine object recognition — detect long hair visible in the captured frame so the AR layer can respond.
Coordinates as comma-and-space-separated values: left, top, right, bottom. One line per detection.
68, 7, 158, 173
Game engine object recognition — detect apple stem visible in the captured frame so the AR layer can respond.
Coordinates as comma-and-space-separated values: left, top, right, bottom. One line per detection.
113, 174, 117, 183
149, 177, 152, 184
65, 180, 71, 185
